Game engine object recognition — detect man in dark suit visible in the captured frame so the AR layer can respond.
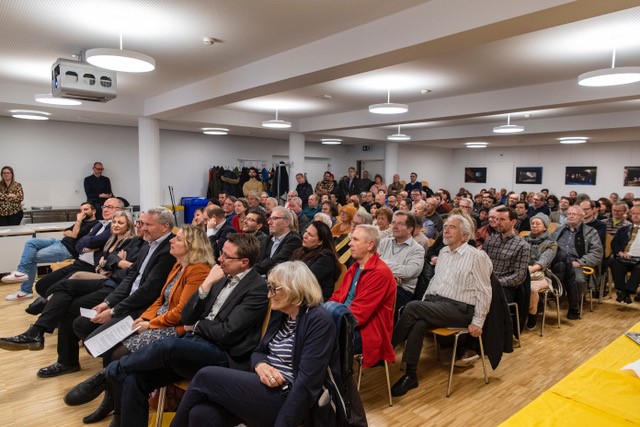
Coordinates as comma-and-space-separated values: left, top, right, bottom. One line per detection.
95, 233, 269, 427
255, 206, 301, 275
205, 205, 236, 258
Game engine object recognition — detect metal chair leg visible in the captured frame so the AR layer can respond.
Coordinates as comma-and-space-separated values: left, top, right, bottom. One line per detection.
356, 355, 363, 391
446, 333, 459, 398
478, 334, 488, 385
508, 302, 521, 348
540, 290, 548, 337
154, 386, 166, 427
384, 361, 393, 406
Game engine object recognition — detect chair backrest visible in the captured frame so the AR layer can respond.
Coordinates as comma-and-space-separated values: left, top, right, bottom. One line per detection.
261, 300, 272, 339
548, 222, 559, 234
338, 249, 352, 265
335, 235, 350, 252
518, 230, 531, 238
334, 263, 347, 291
604, 232, 613, 259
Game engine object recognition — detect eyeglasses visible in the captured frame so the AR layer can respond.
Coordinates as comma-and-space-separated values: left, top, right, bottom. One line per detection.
267, 284, 282, 294
219, 251, 241, 260
102, 205, 119, 210
268, 216, 285, 222
244, 217, 257, 223
135, 220, 143, 226
391, 221, 407, 226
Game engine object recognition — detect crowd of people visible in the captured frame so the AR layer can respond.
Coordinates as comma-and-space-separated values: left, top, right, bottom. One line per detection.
1, 165, 638, 426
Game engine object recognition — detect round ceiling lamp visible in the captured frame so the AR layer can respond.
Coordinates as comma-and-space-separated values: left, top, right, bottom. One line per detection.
11, 110, 51, 120
85, 32, 155, 73
387, 125, 411, 141
202, 128, 229, 135
321, 138, 342, 145
493, 113, 524, 134
34, 94, 82, 106
369, 89, 408, 114
578, 47, 640, 87
465, 142, 488, 148
262, 109, 291, 129
559, 137, 588, 144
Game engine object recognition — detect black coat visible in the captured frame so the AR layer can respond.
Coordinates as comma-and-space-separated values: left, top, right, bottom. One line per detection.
182, 268, 268, 369
256, 232, 302, 275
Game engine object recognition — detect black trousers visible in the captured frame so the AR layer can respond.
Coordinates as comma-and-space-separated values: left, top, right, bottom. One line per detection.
392, 295, 474, 365
35, 261, 94, 297
39, 281, 113, 366
170, 366, 286, 427
611, 258, 640, 294
0, 210, 23, 226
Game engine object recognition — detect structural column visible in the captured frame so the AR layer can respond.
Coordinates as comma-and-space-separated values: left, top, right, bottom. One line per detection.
384, 142, 399, 185
289, 133, 305, 190
138, 117, 161, 210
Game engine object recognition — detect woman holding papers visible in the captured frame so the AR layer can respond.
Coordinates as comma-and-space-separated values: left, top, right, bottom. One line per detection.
64, 224, 215, 424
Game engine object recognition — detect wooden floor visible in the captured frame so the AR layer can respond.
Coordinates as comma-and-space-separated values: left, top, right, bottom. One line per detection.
1, 281, 639, 427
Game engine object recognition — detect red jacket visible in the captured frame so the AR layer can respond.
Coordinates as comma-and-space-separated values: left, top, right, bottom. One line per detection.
330, 253, 395, 367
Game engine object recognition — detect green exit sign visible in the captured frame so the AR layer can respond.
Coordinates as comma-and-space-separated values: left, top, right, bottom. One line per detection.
362, 145, 371, 151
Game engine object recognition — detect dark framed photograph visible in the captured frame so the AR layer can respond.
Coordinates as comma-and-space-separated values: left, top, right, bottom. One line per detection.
465, 167, 487, 183
624, 167, 640, 187
515, 167, 543, 184
565, 166, 597, 186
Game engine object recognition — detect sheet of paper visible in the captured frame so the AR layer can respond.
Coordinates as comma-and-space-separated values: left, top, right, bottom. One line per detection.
621, 359, 640, 377
83, 316, 140, 357
80, 307, 97, 319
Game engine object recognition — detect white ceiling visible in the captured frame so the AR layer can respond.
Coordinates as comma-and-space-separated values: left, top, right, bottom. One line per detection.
1, 0, 640, 149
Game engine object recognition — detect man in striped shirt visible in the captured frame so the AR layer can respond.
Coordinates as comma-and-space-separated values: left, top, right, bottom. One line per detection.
390, 214, 493, 397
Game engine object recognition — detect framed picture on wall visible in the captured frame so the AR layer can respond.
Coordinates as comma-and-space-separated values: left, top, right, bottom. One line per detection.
465, 167, 487, 183
624, 167, 640, 187
515, 167, 543, 184
565, 166, 597, 185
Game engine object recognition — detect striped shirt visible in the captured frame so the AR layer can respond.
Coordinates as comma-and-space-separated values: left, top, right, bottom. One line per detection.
266, 317, 297, 383
425, 243, 493, 327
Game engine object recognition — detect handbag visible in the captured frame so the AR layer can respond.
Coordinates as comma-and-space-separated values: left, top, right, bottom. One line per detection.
615, 255, 640, 267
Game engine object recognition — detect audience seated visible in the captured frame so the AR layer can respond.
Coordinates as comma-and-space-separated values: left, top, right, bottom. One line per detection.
63, 224, 213, 424
102, 233, 269, 427
483, 206, 530, 304
522, 214, 558, 330
377, 211, 425, 310
241, 209, 268, 250
606, 201, 630, 236
3, 201, 99, 300
329, 224, 395, 369
291, 221, 341, 301
610, 205, 640, 304
171, 261, 337, 427
527, 192, 550, 217
206, 206, 236, 259
32, 198, 125, 298
374, 207, 394, 240
331, 204, 356, 238
515, 201, 531, 233
255, 207, 301, 275
549, 196, 572, 224
550, 205, 603, 320
0, 210, 139, 375
288, 196, 309, 235
391, 214, 492, 397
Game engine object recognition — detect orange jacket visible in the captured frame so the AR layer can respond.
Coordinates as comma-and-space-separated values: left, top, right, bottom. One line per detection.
140, 262, 210, 336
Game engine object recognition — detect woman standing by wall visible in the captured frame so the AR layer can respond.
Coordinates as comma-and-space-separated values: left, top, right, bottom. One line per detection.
0, 166, 24, 225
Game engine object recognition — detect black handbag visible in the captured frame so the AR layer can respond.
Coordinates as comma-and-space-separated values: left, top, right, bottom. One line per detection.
615, 255, 640, 267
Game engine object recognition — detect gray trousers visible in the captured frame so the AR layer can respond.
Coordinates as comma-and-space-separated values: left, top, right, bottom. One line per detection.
392, 295, 474, 365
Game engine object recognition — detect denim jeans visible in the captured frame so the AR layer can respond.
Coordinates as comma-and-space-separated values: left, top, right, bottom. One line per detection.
16, 238, 72, 293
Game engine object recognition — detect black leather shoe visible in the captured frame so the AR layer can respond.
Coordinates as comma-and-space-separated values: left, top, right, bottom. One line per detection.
566, 309, 580, 320
37, 362, 80, 378
82, 390, 113, 424
390, 374, 419, 397
623, 294, 633, 304
616, 290, 625, 303
0, 328, 44, 351
526, 313, 537, 330
64, 370, 107, 406
25, 296, 47, 315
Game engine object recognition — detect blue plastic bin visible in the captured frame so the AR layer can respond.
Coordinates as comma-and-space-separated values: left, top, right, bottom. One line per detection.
182, 197, 209, 225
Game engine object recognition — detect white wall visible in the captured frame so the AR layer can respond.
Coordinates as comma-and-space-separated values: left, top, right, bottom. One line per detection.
0, 116, 140, 208
452, 142, 640, 198
0, 116, 353, 208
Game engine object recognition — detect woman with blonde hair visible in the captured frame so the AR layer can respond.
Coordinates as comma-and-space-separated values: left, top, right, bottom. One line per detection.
65, 224, 214, 424
171, 261, 338, 426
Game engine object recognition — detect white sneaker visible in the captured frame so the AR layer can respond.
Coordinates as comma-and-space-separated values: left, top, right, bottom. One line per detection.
1, 271, 29, 283
5, 290, 33, 301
